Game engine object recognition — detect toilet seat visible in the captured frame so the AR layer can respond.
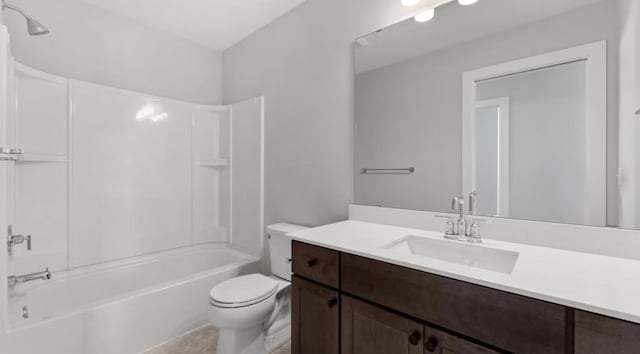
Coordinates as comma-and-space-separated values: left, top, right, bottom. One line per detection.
209, 274, 279, 308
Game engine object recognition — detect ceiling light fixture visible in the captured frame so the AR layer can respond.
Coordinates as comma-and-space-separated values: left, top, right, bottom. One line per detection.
414, 8, 435, 22
402, 0, 422, 6
412, 0, 480, 23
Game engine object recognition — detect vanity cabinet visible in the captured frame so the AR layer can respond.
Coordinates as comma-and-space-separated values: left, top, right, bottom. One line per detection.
291, 241, 640, 354
291, 275, 340, 354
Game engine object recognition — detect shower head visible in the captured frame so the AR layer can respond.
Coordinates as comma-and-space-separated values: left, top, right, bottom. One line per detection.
26, 17, 49, 36
2, 0, 49, 36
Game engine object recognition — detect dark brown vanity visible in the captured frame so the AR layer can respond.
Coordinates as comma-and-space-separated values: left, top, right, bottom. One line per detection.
291, 241, 640, 354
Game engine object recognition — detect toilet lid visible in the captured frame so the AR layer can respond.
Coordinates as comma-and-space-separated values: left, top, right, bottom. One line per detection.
209, 274, 279, 307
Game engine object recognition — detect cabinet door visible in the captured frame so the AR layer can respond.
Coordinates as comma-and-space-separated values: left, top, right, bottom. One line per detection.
291, 276, 339, 354
575, 311, 640, 353
342, 295, 423, 354
424, 326, 501, 354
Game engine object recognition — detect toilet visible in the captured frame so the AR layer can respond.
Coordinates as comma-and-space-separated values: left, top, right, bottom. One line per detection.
208, 223, 308, 354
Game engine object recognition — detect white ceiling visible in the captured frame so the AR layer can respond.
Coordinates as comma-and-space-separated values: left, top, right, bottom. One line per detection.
77, 0, 308, 51
356, 0, 605, 73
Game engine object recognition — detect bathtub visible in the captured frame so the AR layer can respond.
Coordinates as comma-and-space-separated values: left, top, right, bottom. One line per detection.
6, 244, 261, 354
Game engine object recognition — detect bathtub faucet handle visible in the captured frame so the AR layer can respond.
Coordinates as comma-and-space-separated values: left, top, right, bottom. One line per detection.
7, 225, 32, 256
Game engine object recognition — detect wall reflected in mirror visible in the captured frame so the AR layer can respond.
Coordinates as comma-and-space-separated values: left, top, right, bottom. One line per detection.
354, 0, 640, 229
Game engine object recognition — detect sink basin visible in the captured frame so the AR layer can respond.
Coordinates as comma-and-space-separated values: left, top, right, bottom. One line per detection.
383, 236, 519, 274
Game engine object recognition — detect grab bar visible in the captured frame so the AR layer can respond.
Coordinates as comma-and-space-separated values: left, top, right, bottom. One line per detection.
360, 167, 415, 174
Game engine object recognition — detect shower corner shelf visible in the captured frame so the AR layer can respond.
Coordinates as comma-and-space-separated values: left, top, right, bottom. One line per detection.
195, 159, 229, 167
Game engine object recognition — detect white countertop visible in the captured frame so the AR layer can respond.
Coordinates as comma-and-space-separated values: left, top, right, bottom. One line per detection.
288, 220, 640, 324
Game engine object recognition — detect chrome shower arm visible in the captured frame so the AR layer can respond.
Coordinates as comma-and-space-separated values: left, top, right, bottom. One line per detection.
2, 1, 31, 20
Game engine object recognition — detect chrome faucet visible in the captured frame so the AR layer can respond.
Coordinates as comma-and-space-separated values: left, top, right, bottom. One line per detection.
451, 196, 466, 237
437, 194, 486, 243
7, 225, 31, 256
8, 268, 51, 288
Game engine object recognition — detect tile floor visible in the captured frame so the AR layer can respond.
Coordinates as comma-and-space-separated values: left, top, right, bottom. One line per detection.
144, 325, 291, 354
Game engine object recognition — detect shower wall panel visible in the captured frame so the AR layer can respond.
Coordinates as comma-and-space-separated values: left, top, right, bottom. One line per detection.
9, 63, 236, 271
69, 81, 194, 267
10, 64, 68, 275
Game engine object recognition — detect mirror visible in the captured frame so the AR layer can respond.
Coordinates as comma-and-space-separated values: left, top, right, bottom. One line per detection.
354, 0, 640, 229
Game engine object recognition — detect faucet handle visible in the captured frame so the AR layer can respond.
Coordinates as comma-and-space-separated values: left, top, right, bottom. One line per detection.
434, 215, 456, 236
466, 218, 490, 243
467, 224, 482, 243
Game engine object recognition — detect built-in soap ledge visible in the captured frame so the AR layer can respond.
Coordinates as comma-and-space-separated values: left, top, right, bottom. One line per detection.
195, 159, 228, 167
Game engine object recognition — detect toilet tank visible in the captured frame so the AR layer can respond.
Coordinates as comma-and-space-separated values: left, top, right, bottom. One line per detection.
267, 223, 308, 281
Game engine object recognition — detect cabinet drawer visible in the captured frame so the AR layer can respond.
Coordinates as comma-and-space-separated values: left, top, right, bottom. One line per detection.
292, 241, 340, 288
342, 254, 569, 354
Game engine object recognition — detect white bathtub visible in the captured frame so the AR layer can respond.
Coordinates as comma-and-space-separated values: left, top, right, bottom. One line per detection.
6, 244, 260, 354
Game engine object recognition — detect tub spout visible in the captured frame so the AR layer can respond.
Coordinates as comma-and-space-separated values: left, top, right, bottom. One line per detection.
8, 267, 51, 288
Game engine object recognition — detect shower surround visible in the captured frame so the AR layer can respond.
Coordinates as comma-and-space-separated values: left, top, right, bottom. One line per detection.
2, 60, 265, 353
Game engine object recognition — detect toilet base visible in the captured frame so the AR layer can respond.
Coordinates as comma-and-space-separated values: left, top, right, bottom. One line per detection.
216, 322, 291, 354
217, 326, 266, 354
265, 322, 291, 353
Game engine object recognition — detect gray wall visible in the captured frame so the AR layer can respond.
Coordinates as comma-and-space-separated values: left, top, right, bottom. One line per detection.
477, 62, 587, 225
354, 0, 620, 223
3, 0, 222, 104
618, 0, 640, 229
223, 0, 416, 227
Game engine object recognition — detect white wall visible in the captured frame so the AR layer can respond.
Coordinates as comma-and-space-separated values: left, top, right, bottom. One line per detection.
354, 0, 620, 223
618, 0, 640, 228
3, 0, 222, 104
223, 0, 417, 228
230, 98, 265, 257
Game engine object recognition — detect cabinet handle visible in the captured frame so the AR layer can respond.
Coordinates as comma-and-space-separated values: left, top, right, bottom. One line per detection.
425, 337, 439, 352
307, 258, 318, 267
327, 298, 338, 308
408, 331, 421, 346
